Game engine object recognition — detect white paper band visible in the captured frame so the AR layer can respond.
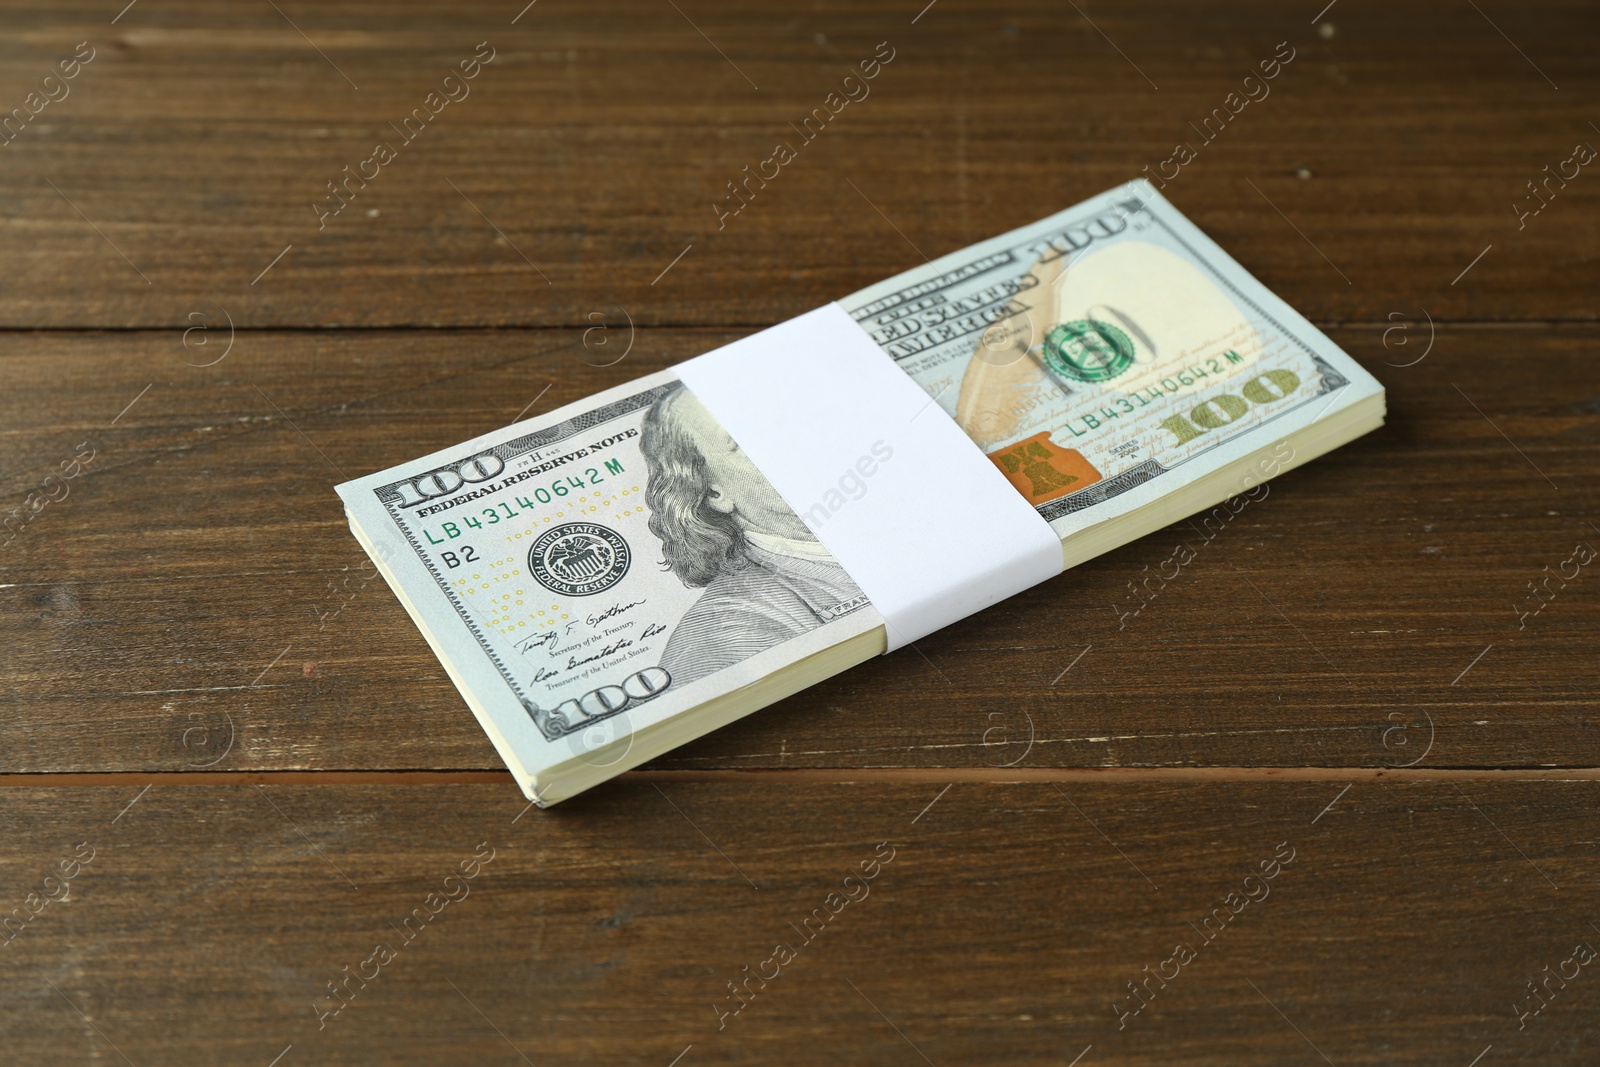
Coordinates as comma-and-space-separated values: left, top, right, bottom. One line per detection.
675, 302, 1061, 651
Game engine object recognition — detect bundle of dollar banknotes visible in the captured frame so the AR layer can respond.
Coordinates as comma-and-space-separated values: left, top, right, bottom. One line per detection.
337, 182, 1384, 805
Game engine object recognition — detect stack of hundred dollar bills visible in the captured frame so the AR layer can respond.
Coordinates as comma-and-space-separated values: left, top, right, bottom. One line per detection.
337, 183, 1384, 806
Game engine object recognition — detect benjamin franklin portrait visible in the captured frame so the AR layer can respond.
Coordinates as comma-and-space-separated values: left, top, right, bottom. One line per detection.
639, 383, 868, 688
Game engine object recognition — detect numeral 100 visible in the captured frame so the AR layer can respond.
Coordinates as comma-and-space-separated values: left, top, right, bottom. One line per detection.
1158, 369, 1301, 446
550, 666, 670, 728
391, 452, 506, 506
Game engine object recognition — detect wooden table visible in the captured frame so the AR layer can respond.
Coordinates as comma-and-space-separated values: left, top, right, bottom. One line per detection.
4, 1, 1597, 1062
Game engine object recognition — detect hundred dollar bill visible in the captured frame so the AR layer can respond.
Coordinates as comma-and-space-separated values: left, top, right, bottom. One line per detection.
337, 372, 887, 804
338, 180, 1382, 804
839, 181, 1382, 543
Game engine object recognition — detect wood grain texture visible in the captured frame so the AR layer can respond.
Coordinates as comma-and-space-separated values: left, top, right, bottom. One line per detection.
1, 326, 1595, 773
0, 0, 1593, 327
2, 2, 1596, 1060
0, 780, 1594, 1065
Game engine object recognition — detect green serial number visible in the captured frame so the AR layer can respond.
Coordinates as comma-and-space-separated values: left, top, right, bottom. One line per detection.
1063, 352, 1248, 437
423, 460, 624, 545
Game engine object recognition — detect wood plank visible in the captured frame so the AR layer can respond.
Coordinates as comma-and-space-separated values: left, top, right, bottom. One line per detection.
1, 326, 1595, 773
0, 0, 1593, 327
0, 779, 1593, 1064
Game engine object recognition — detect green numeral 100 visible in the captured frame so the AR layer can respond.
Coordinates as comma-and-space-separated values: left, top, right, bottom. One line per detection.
1157, 369, 1301, 446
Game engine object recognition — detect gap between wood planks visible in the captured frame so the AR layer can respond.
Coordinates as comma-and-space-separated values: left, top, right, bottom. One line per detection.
0, 767, 1597, 788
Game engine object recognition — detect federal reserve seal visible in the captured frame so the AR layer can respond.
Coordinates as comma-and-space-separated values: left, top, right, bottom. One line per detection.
527, 523, 631, 596
1043, 319, 1137, 383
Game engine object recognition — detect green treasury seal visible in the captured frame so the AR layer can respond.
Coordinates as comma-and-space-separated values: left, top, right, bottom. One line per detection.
1043, 319, 1137, 383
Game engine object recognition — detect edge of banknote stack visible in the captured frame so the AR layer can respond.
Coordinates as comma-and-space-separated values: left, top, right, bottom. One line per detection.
336, 180, 1386, 807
